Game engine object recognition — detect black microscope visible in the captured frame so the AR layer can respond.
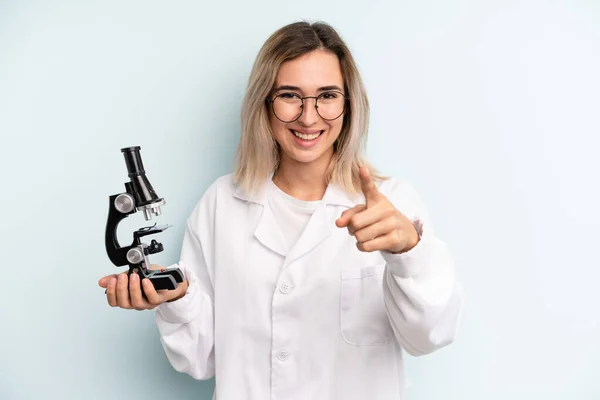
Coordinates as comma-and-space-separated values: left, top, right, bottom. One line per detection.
104, 146, 184, 291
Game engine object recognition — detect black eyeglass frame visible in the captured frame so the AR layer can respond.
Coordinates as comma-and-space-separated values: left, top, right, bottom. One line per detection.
266, 90, 350, 123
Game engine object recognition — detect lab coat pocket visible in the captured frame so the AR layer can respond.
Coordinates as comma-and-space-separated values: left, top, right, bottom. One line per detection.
340, 264, 391, 346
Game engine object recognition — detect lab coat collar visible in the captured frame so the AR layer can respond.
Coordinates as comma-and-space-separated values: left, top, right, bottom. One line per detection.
233, 175, 362, 259
232, 175, 361, 208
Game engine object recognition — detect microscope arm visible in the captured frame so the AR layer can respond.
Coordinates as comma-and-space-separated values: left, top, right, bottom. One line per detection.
105, 193, 135, 267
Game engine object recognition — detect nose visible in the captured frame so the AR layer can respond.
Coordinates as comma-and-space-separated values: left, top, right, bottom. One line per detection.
297, 97, 319, 126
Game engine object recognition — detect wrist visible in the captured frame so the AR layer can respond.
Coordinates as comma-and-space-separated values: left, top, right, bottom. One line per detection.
389, 223, 421, 254
402, 232, 420, 253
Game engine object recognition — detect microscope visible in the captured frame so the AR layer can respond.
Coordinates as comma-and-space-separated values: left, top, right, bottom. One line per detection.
105, 146, 184, 291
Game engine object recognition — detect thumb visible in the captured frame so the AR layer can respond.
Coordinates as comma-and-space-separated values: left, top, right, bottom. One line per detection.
359, 166, 381, 206
98, 275, 113, 288
336, 204, 366, 227
98, 272, 125, 288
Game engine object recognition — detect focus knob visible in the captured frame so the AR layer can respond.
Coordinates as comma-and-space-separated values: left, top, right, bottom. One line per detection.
126, 247, 144, 264
114, 193, 135, 214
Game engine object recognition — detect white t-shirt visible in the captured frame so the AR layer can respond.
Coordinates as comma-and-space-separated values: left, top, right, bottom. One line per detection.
267, 179, 321, 253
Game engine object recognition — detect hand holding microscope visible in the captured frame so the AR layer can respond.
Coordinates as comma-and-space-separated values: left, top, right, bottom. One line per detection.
104, 146, 184, 292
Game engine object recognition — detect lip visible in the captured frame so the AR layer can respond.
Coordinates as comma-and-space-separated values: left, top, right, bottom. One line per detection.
290, 128, 323, 135
289, 129, 324, 149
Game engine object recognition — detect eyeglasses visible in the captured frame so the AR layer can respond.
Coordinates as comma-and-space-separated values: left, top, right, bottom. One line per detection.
267, 90, 349, 123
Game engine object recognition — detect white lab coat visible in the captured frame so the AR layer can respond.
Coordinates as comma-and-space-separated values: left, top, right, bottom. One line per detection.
155, 173, 463, 400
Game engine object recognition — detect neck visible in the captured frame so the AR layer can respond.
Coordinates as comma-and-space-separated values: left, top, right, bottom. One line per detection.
273, 154, 332, 201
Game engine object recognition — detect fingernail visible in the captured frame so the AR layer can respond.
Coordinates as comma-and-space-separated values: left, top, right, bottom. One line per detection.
131, 273, 138, 282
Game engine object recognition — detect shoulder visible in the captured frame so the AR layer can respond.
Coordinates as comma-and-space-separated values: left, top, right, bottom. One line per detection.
187, 173, 237, 221
376, 176, 420, 199
375, 176, 428, 221
195, 173, 237, 202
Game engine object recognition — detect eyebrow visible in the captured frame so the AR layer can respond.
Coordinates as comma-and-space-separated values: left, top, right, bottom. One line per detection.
273, 85, 344, 93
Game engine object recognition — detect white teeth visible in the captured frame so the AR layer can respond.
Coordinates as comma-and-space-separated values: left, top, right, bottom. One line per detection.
292, 130, 322, 140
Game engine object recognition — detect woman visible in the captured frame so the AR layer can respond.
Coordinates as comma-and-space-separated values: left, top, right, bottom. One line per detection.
99, 21, 463, 399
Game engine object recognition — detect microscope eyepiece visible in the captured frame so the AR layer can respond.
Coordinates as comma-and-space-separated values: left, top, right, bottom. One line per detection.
120, 146, 165, 219
121, 146, 145, 177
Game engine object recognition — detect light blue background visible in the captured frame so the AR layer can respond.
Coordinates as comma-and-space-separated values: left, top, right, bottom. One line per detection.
1, 1, 599, 399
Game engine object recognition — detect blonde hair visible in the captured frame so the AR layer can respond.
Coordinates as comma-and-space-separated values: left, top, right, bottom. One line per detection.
233, 21, 386, 195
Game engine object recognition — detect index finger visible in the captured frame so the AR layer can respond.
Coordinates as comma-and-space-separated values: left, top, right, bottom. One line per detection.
359, 166, 381, 206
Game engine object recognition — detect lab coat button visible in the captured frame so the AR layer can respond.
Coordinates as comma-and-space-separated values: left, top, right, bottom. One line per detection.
277, 350, 289, 361
279, 281, 293, 294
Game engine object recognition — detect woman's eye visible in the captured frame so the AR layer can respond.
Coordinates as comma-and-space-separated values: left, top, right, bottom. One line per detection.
279, 92, 299, 99
320, 92, 339, 99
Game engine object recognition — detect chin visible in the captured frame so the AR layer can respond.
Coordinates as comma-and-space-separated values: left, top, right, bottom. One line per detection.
289, 151, 326, 164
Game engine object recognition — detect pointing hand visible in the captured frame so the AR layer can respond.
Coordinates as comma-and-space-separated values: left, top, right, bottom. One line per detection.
335, 166, 419, 254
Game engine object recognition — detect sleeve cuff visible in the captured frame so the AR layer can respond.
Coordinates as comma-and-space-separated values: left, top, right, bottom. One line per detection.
155, 263, 204, 324
381, 218, 432, 278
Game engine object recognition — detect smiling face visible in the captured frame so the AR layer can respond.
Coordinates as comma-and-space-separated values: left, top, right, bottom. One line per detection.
268, 49, 346, 169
